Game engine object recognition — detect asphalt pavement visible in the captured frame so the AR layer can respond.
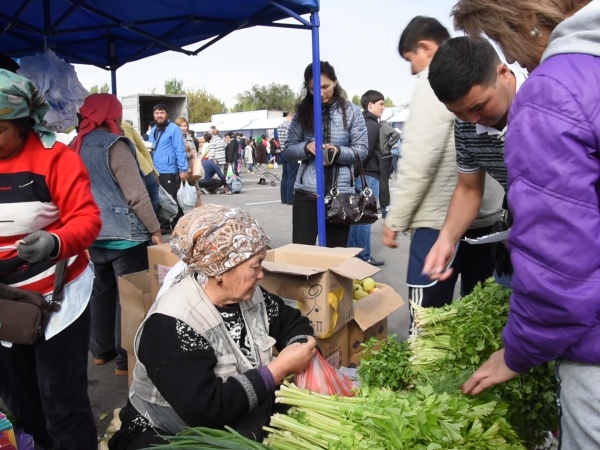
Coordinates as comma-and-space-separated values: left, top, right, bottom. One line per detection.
84, 164, 417, 440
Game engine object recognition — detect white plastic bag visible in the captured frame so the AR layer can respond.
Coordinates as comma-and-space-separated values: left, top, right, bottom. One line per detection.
177, 181, 197, 212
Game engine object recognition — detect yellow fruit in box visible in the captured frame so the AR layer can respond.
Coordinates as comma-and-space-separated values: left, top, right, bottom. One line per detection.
361, 277, 376, 292
353, 283, 363, 292
353, 289, 369, 300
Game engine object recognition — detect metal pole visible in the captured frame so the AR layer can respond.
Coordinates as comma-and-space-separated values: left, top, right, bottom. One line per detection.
110, 68, 117, 96
310, 11, 326, 247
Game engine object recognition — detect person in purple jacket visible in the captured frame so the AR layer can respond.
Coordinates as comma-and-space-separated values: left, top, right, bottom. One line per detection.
452, 1, 600, 448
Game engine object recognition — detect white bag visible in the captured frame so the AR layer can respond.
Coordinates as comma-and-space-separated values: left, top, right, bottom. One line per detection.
177, 181, 197, 212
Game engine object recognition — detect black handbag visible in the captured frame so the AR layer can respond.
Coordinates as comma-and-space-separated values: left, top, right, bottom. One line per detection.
324, 148, 379, 225
0, 259, 67, 345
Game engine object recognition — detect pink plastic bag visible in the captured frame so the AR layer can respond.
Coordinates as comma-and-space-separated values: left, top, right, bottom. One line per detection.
295, 352, 355, 396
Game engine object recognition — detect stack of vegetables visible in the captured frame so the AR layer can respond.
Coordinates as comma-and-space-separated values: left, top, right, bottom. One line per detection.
359, 278, 557, 448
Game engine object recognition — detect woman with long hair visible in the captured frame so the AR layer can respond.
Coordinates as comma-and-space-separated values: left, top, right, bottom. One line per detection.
285, 61, 368, 247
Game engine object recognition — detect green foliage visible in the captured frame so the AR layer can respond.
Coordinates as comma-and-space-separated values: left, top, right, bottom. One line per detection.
149, 425, 272, 448
232, 83, 297, 112
265, 382, 524, 449
186, 87, 226, 123
384, 97, 394, 107
351, 94, 361, 106
357, 336, 413, 391
89, 82, 110, 94
164, 77, 185, 95
408, 279, 557, 448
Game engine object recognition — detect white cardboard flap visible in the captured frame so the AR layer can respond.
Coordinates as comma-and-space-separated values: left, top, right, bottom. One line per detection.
353, 285, 405, 330
262, 260, 325, 277
330, 257, 381, 281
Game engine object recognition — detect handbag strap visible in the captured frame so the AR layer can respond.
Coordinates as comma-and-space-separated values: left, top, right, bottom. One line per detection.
49, 259, 68, 312
330, 147, 371, 196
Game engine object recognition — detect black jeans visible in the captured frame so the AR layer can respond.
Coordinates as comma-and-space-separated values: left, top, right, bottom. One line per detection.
88, 243, 149, 371
379, 157, 392, 209
280, 152, 299, 205
158, 173, 183, 228
0, 305, 97, 450
292, 191, 350, 247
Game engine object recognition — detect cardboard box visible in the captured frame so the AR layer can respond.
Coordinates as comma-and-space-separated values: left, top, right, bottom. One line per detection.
260, 244, 380, 338
315, 324, 349, 369
348, 283, 404, 357
118, 270, 153, 387
348, 338, 383, 368
147, 243, 180, 302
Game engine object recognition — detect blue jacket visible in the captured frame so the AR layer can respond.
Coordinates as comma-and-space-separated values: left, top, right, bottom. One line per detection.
502, 1, 600, 373
285, 101, 367, 195
150, 121, 187, 174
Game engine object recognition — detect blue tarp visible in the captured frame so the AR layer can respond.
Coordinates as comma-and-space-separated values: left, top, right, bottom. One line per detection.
0, 0, 319, 69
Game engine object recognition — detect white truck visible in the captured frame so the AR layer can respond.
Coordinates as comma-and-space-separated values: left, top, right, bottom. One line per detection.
121, 94, 188, 134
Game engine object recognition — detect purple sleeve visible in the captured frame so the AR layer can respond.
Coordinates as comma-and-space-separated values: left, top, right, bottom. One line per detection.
502, 71, 600, 372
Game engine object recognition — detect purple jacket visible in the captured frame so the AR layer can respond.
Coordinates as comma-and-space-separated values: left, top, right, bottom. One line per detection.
503, 5, 600, 373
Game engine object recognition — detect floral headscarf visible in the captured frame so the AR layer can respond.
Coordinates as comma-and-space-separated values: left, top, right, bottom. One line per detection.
0, 69, 55, 148
170, 204, 270, 277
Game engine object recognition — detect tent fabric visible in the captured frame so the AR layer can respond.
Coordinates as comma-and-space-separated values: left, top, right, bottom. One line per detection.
1, 0, 319, 69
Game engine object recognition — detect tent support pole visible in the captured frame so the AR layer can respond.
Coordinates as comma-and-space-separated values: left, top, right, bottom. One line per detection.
310, 11, 326, 247
110, 68, 117, 95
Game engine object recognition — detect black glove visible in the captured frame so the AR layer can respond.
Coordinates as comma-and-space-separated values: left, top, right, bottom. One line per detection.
17, 230, 58, 263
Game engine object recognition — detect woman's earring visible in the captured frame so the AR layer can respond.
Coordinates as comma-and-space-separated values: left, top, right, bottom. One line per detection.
530, 27, 542, 38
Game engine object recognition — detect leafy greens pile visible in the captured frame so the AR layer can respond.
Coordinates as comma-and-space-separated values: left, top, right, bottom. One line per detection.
358, 278, 557, 448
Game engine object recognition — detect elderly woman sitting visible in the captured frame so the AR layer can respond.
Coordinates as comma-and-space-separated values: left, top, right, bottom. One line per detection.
109, 205, 316, 449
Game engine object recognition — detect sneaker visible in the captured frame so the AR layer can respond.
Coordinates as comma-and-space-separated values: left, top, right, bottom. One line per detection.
365, 257, 385, 267
200, 187, 211, 195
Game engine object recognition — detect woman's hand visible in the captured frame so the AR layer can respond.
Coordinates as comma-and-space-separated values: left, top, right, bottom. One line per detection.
305, 141, 316, 155
267, 337, 317, 384
461, 349, 519, 395
151, 231, 163, 245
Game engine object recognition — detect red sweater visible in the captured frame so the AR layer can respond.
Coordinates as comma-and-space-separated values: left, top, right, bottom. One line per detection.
0, 132, 101, 294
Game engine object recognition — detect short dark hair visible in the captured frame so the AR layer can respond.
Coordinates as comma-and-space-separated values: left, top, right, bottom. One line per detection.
428, 37, 501, 104
148, 120, 155, 128
360, 90, 384, 112
153, 103, 168, 113
399, 16, 450, 55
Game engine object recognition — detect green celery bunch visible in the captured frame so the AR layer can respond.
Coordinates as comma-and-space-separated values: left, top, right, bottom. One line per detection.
264, 381, 524, 449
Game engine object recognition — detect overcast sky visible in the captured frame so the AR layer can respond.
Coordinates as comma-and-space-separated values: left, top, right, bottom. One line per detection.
73, 0, 458, 108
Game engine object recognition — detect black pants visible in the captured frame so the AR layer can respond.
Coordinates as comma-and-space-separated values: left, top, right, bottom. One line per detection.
198, 177, 225, 192
379, 157, 392, 209
88, 243, 149, 371
158, 173, 183, 228
292, 191, 350, 247
0, 305, 97, 450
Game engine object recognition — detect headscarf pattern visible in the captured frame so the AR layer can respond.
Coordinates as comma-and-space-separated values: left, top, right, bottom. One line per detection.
72, 93, 122, 154
0, 69, 55, 148
170, 204, 270, 277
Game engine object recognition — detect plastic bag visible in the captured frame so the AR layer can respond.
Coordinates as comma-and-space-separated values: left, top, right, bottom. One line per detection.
295, 352, 355, 397
177, 181, 197, 212
18, 49, 88, 132
157, 185, 178, 222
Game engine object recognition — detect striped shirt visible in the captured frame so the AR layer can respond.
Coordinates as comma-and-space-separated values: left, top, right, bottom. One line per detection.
208, 135, 226, 164
455, 120, 508, 189
277, 119, 291, 150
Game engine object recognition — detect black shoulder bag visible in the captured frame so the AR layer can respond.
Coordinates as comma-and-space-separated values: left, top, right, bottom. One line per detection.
324, 147, 379, 225
0, 259, 68, 345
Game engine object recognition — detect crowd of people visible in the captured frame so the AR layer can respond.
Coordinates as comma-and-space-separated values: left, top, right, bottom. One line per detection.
0, 0, 598, 448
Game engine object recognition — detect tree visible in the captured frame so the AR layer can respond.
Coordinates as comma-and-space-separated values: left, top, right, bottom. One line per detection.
232, 83, 296, 112
351, 94, 361, 106
164, 78, 184, 95
186, 88, 226, 123
384, 97, 395, 107
89, 83, 110, 94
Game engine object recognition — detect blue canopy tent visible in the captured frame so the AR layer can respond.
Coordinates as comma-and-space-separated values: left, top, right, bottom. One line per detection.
0, 0, 329, 245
